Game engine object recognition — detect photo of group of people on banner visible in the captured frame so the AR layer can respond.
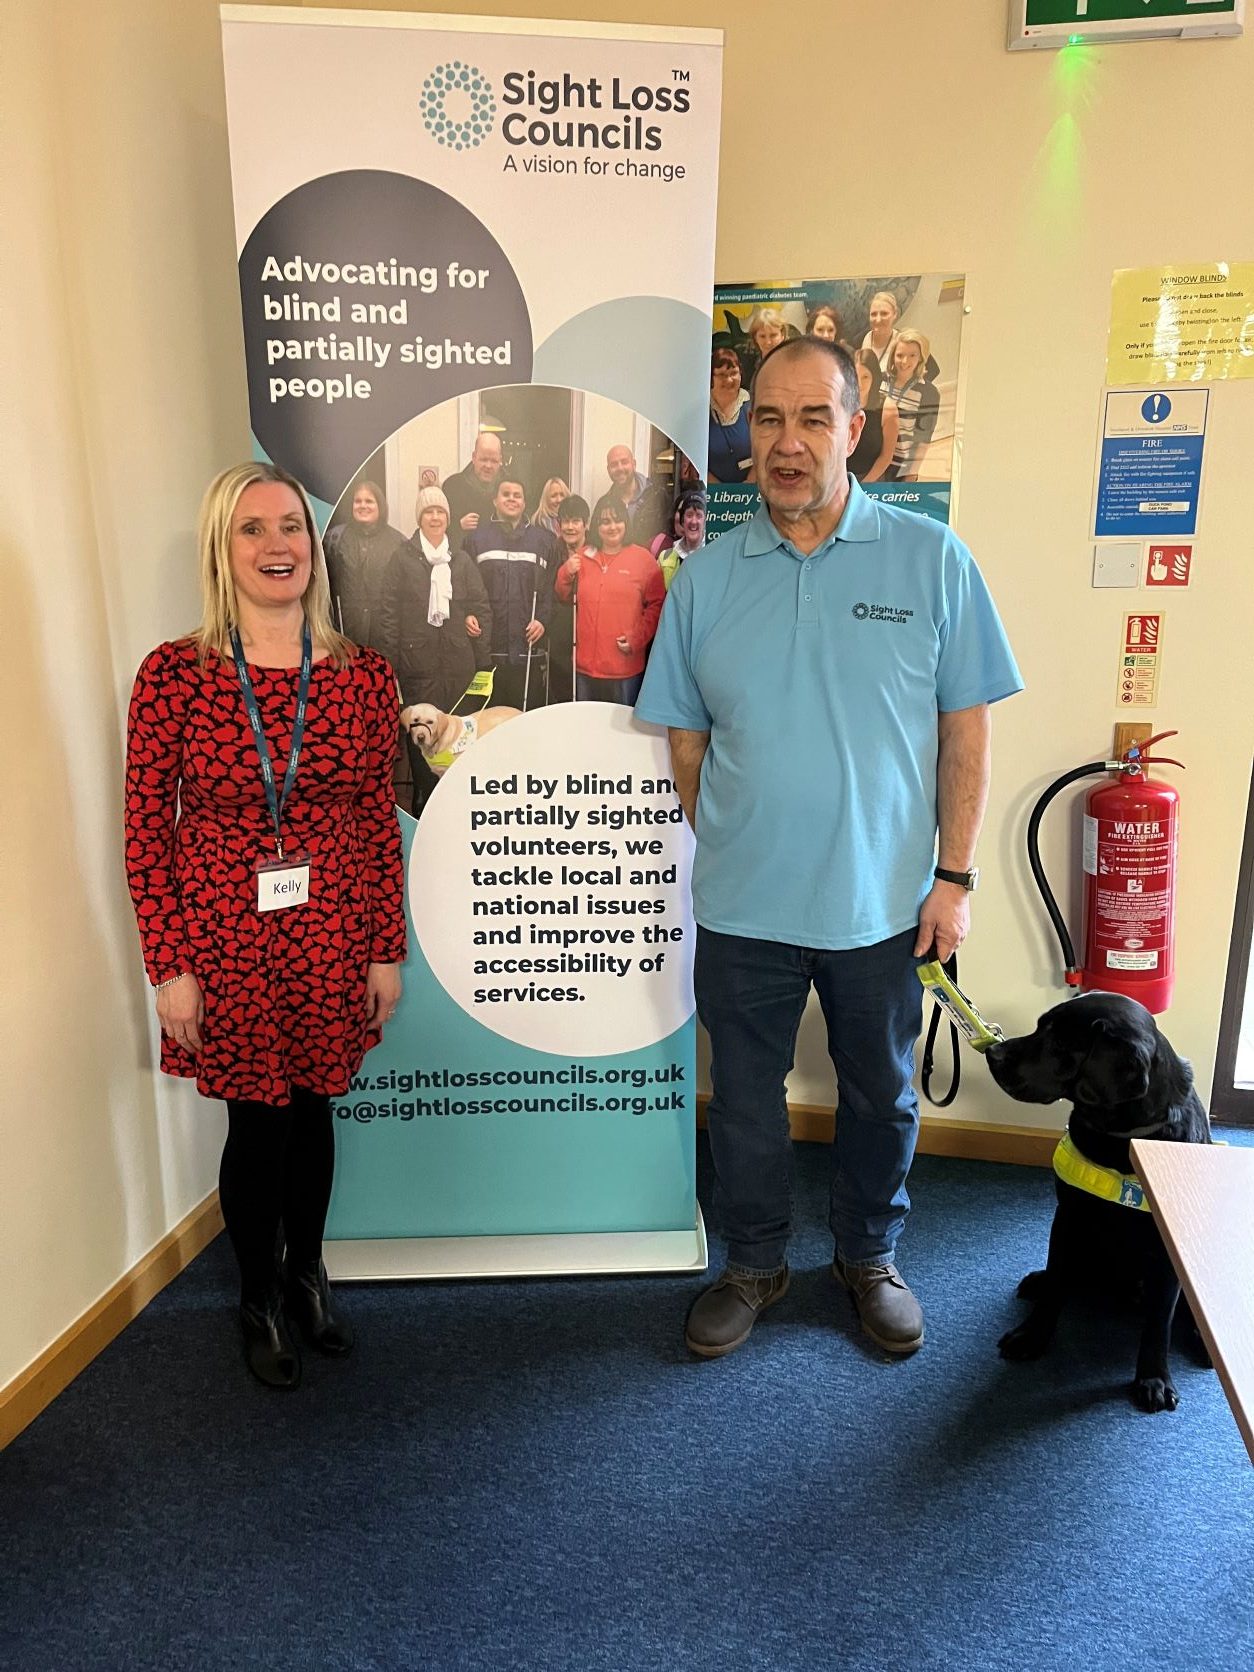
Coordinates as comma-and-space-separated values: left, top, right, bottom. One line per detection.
321, 385, 707, 814
709, 273, 966, 531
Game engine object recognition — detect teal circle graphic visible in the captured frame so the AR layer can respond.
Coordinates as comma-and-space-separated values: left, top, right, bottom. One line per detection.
421, 60, 496, 148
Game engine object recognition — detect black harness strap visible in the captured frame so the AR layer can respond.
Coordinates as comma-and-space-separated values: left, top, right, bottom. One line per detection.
920, 952, 961, 1109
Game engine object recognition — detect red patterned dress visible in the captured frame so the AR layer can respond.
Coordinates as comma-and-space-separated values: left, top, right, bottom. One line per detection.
124, 638, 407, 1104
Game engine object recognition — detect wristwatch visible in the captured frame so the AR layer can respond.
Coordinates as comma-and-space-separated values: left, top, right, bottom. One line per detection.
934, 865, 979, 891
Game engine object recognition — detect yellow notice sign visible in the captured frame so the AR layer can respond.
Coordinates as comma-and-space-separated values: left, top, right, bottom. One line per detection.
1108, 263, 1254, 385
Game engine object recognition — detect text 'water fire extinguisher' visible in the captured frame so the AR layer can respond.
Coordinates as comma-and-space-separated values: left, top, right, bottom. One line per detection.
1028, 731, 1183, 1016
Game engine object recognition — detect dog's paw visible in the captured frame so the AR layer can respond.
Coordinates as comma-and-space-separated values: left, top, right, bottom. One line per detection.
998, 1322, 1052, 1361
1016, 1270, 1049, 1301
1131, 1375, 1179, 1414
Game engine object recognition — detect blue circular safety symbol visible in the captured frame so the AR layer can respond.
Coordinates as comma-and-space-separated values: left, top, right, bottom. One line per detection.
1141, 393, 1172, 424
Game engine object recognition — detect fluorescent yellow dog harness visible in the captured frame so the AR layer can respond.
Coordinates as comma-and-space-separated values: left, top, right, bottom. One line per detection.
425, 713, 479, 774
1052, 1131, 1151, 1213
425, 669, 496, 772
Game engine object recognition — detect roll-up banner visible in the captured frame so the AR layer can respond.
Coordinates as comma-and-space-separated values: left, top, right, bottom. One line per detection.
219, 6, 723, 1278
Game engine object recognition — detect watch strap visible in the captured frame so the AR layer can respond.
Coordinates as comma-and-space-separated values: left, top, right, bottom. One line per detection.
934, 865, 978, 890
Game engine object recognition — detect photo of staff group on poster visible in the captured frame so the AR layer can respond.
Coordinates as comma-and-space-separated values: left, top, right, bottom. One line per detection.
706, 273, 968, 536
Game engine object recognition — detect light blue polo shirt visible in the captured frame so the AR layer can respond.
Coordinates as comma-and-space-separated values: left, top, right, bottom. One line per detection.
635, 479, 1023, 949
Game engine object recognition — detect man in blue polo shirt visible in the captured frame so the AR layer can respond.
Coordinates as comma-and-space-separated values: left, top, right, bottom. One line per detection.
636, 337, 1021, 1359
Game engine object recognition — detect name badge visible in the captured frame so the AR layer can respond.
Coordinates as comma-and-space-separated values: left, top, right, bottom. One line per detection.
257, 853, 311, 913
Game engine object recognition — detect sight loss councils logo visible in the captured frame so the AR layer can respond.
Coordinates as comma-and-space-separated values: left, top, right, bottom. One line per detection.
421, 61, 497, 149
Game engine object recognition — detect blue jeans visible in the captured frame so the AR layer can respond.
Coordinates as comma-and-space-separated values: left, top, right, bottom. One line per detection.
694, 926, 925, 1273
576, 671, 644, 705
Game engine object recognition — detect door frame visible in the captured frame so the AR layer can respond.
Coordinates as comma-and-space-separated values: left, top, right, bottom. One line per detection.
1210, 758, 1254, 1126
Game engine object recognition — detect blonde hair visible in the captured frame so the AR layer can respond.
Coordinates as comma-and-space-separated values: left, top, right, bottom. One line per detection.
531, 476, 570, 523
892, 328, 931, 377
193, 461, 353, 668
748, 306, 790, 351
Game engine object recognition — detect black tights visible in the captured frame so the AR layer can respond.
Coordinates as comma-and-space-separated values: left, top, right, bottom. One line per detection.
218, 1088, 335, 1303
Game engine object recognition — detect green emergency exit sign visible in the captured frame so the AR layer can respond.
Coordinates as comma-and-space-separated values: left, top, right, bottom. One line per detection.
1010, 0, 1243, 48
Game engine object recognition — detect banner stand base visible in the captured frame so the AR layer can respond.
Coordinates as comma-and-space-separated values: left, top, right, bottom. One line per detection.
324, 1209, 707, 1282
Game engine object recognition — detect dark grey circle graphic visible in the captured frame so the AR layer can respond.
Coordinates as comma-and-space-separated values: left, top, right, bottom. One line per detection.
239, 170, 532, 502
852, 602, 869, 620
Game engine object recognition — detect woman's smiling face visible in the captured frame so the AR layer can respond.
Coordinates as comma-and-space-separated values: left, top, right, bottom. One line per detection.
228, 482, 312, 611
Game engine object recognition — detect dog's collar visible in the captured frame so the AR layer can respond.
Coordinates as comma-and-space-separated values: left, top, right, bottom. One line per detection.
1053, 1130, 1151, 1213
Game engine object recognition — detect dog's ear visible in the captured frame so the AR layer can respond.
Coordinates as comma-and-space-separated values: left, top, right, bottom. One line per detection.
1074, 1020, 1153, 1107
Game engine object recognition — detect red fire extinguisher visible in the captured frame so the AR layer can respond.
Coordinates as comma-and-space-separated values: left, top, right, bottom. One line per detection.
1027, 732, 1184, 1015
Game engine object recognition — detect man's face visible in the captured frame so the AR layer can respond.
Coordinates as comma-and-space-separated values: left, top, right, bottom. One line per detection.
559, 516, 587, 549
472, 437, 503, 483
681, 504, 705, 545
495, 481, 525, 523
749, 347, 863, 522
607, 447, 636, 490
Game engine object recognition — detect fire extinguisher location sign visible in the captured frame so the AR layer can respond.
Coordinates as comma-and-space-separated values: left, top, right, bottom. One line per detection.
1094, 387, 1209, 538
1117, 611, 1164, 708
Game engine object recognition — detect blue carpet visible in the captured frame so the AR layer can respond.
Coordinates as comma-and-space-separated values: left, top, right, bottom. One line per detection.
2, 1134, 1252, 1672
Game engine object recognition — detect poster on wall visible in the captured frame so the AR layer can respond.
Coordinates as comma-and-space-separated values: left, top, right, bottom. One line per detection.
1094, 387, 1209, 538
705, 274, 968, 538
219, 5, 723, 1277
1107, 262, 1254, 385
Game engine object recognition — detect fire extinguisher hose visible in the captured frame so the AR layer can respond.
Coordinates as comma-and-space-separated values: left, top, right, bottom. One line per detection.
1027, 761, 1114, 980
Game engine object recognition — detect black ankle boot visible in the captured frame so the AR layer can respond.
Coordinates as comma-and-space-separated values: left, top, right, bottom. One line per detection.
283, 1260, 355, 1357
238, 1293, 302, 1390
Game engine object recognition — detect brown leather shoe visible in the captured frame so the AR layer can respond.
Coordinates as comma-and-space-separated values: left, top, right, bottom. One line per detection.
684, 1265, 790, 1358
833, 1257, 924, 1355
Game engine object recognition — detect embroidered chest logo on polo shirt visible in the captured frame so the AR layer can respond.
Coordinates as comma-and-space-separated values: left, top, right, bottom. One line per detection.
852, 601, 914, 625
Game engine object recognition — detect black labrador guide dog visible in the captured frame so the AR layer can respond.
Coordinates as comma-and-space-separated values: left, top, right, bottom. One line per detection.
985, 992, 1211, 1413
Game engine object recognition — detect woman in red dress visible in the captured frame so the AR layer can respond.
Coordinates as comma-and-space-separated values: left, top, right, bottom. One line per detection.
124, 461, 406, 1390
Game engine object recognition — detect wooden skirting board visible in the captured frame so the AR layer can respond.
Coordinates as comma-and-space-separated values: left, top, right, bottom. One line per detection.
0, 1192, 224, 1452
1, 1114, 1054, 1448
699, 1096, 1060, 1166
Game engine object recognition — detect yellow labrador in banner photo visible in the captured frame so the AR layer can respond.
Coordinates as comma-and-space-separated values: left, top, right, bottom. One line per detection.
400, 702, 523, 776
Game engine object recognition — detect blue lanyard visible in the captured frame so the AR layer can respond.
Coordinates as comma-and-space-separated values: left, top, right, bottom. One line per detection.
229, 619, 312, 859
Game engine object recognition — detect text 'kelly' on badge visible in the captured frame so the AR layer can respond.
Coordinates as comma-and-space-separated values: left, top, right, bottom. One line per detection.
256, 853, 311, 913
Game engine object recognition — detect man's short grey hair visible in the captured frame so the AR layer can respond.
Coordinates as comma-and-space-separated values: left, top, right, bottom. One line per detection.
749, 337, 861, 417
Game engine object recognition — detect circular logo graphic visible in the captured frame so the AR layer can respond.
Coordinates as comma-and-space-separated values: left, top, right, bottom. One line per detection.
421, 60, 497, 149
1141, 393, 1172, 424
851, 602, 869, 620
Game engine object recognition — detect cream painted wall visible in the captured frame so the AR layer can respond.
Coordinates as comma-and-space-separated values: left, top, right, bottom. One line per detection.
1, 0, 253, 1393
386, 396, 464, 535
3, 0, 1252, 1393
